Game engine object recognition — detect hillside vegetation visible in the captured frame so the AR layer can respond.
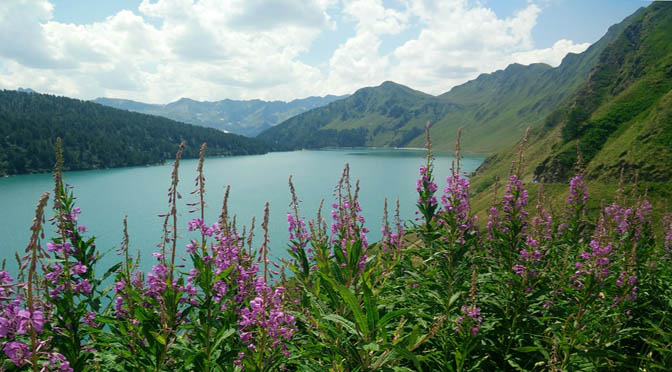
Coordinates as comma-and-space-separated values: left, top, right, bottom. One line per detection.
0, 90, 275, 176
258, 8, 643, 153
470, 2, 672, 220
94, 94, 346, 137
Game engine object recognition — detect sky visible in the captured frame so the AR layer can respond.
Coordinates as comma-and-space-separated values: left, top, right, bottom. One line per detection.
0, 0, 647, 103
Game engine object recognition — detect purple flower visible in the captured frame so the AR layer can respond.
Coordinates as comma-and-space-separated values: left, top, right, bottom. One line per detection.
48, 353, 73, 372
664, 213, 672, 260
567, 174, 588, 205
440, 173, 476, 244
238, 280, 296, 358
513, 264, 527, 276
187, 218, 204, 232
74, 279, 92, 295
72, 262, 87, 276
0, 271, 14, 283
0, 317, 10, 337
4, 341, 29, 366
46, 264, 63, 284
84, 312, 97, 327
114, 280, 126, 292
456, 304, 483, 337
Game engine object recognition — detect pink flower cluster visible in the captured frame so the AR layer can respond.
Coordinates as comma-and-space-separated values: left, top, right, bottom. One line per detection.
456, 305, 483, 336
237, 278, 296, 366
0, 271, 72, 371
440, 174, 476, 244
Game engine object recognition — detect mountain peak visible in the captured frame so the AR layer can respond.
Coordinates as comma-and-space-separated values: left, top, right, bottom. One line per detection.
379, 81, 403, 88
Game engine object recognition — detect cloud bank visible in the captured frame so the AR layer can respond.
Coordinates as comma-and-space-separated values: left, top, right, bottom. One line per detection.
0, 0, 590, 102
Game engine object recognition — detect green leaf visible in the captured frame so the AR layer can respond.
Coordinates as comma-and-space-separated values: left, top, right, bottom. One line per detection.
378, 309, 410, 331
393, 345, 421, 371
363, 282, 378, 335
212, 328, 236, 351
507, 358, 529, 372
363, 342, 380, 352
213, 265, 235, 283
448, 292, 461, 307
152, 332, 166, 346
332, 281, 369, 336
514, 346, 543, 353
102, 262, 122, 281
323, 314, 358, 336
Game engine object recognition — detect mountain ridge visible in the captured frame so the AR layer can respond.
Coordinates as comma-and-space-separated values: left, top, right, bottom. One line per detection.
93, 94, 348, 137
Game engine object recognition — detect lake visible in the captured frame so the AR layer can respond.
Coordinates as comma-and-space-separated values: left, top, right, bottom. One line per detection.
0, 149, 484, 275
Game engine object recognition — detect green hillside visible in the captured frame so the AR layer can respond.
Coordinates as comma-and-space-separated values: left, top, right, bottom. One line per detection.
470, 2, 672, 219
94, 94, 347, 137
258, 81, 448, 148
0, 90, 275, 176
258, 8, 643, 153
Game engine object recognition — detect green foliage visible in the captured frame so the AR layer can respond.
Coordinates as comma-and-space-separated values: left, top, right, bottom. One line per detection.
0, 90, 275, 176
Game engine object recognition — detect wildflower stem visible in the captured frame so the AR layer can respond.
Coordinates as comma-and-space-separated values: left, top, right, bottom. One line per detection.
26, 192, 49, 372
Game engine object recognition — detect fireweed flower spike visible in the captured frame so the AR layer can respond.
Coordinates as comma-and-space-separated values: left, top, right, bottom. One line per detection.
25, 192, 49, 371
330, 164, 370, 276
440, 127, 477, 247
664, 213, 672, 260
491, 131, 531, 270
456, 269, 483, 337
287, 176, 313, 279
416, 122, 439, 252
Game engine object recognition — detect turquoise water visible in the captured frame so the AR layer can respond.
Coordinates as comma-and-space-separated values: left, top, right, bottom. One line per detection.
0, 149, 483, 275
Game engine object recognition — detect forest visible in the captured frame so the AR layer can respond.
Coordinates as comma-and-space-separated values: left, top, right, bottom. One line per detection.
0, 90, 275, 176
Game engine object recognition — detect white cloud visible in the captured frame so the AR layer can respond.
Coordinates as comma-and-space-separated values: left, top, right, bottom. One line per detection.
0, 0, 596, 103
511, 39, 591, 66
0, 0, 73, 69
386, 1, 542, 93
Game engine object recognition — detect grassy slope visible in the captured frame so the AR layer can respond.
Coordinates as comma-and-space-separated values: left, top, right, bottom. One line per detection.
469, 3, 672, 224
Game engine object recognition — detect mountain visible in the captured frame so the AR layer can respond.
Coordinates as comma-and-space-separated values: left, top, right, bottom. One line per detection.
0, 90, 276, 176
258, 8, 644, 153
470, 2, 672, 215
258, 81, 449, 148
17, 87, 37, 94
93, 94, 347, 137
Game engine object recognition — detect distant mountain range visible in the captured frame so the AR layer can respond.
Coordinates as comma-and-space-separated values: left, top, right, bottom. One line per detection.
257, 7, 643, 153
0, 91, 275, 176
93, 94, 347, 137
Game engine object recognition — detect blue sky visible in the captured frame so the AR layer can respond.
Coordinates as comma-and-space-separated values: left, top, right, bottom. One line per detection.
0, 0, 647, 103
